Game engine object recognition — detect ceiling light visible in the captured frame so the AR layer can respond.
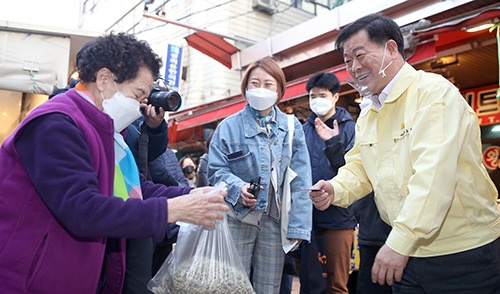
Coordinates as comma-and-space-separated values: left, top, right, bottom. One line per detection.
430, 54, 459, 69
466, 22, 494, 33
492, 125, 500, 133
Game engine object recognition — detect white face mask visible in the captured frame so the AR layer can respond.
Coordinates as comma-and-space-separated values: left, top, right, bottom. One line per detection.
245, 88, 278, 111
102, 91, 142, 133
310, 98, 333, 116
378, 42, 394, 78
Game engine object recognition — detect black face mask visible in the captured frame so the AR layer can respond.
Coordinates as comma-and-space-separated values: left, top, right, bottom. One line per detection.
183, 165, 195, 174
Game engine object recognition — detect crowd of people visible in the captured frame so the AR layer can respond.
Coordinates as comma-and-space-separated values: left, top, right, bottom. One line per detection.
0, 12, 498, 294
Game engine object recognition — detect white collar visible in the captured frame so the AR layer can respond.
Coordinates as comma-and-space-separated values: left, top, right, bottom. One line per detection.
370, 66, 404, 109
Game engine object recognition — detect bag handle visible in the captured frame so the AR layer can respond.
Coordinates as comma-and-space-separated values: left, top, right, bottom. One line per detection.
287, 115, 294, 154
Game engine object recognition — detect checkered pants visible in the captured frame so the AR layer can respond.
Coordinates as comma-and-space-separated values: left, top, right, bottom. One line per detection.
228, 214, 286, 294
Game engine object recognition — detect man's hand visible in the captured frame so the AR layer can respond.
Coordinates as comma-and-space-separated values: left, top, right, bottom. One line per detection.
308, 180, 334, 211
314, 118, 339, 141
142, 103, 166, 129
167, 186, 228, 228
371, 244, 409, 286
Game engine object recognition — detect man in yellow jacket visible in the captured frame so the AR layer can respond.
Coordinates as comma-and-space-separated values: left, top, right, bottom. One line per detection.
310, 13, 500, 294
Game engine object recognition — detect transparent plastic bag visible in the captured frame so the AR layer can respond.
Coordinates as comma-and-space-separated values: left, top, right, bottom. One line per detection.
148, 182, 254, 294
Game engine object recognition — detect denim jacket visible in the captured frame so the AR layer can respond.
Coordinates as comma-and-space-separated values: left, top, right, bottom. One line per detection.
208, 104, 312, 241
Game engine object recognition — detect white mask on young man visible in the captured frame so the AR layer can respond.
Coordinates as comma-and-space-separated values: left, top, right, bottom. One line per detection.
309, 98, 333, 116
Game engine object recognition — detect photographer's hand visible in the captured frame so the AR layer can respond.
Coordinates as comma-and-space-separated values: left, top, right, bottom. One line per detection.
142, 103, 165, 129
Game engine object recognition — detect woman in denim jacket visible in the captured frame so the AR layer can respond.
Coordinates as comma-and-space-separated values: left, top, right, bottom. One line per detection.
208, 57, 313, 294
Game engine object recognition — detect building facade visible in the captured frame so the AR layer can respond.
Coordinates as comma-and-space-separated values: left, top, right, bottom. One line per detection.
79, 0, 321, 109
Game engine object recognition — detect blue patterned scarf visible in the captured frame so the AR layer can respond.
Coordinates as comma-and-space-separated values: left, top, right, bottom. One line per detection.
112, 132, 143, 200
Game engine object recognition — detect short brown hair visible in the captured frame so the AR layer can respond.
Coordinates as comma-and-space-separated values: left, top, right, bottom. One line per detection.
240, 57, 287, 103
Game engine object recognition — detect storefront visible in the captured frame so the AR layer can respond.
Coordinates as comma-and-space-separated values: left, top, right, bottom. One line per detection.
167, 1, 500, 191
463, 85, 500, 192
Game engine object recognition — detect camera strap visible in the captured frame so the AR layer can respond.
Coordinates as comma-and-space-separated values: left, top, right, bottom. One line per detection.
138, 122, 149, 179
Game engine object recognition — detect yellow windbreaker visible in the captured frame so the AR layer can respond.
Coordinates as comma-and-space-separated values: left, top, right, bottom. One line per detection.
330, 63, 500, 257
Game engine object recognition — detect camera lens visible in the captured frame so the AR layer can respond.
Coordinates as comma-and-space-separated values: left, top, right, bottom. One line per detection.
148, 89, 182, 112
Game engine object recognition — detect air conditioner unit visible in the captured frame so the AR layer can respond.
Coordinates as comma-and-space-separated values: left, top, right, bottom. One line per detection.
252, 0, 276, 15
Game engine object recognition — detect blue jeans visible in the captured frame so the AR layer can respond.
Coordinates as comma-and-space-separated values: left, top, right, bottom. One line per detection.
393, 238, 500, 294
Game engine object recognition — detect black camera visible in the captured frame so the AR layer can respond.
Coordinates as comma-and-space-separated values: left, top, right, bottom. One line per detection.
147, 80, 182, 112
248, 176, 262, 197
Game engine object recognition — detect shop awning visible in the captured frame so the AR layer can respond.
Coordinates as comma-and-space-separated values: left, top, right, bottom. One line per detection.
185, 31, 240, 69
143, 13, 250, 69
175, 100, 245, 131
0, 29, 71, 94
414, 6, 500, 37
414, 6, 500, 52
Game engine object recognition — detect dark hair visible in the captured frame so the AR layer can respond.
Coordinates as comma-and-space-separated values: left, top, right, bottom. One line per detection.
179, 155, 195, 167
305, 72, 340, 94
240, 57, 287, 102
76, 32, 163, 83
336, 13, 405, 57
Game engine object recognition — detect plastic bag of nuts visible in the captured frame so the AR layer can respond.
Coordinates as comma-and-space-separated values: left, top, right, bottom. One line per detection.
148, 182, 254, 294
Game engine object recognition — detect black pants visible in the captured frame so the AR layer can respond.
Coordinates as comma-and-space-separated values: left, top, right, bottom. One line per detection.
357, 244, 392, 294
280, 255, 297, 294
152, 243, 173, 276
393, 238, 500, 294
123, 238, 155, 294
299, 229, 327, 294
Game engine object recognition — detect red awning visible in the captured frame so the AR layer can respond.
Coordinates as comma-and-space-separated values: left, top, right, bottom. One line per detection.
185, 31, 240, 69
406, 41, 436, 64
175, 101, 246, 131
172, 41, 436, 132
414, 7, 500, 51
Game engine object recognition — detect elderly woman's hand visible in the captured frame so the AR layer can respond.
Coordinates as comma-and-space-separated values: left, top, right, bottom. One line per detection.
167, 186, 228, 228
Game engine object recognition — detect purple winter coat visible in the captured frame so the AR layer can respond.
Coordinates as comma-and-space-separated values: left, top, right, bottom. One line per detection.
0, 90, 189, 293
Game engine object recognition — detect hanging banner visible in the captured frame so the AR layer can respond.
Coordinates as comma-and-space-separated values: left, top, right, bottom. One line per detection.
164, 44, 183, 91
